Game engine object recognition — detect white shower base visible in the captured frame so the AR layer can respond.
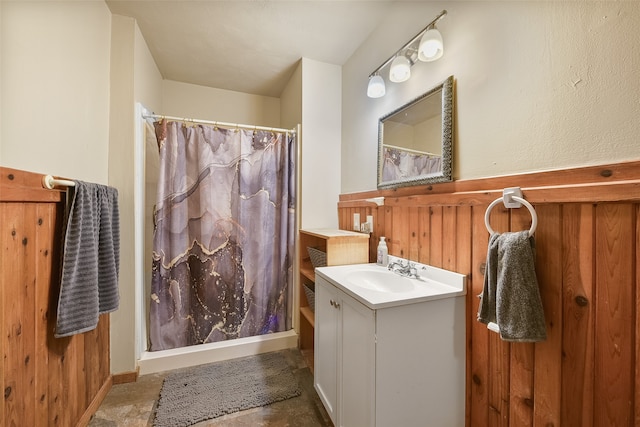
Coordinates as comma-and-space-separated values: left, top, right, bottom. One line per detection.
137, 330, 298, 375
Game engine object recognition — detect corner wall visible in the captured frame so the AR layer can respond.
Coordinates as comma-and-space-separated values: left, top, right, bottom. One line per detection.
300, 58, 342, 229
280, 61, 302, 131
109, 14, 163, 374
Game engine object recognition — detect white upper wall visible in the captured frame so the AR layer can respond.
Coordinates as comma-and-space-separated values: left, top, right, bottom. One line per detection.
161, 80, 281, 127
134, 24, 163, 112
342, 1, 640, 193
280, 61, 302, 131
300, 58, 342, 229
1, 1, 112, 182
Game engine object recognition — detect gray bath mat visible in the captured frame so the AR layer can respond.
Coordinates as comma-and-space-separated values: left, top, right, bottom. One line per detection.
153, 351, 301, 427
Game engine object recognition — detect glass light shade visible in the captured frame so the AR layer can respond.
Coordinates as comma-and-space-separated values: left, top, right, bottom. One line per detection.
389, 56, 411, 83
367, 75, 386, 98
418, 28, 444, 62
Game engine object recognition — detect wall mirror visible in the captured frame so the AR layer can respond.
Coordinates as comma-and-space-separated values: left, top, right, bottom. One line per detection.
377, 75, 454, 189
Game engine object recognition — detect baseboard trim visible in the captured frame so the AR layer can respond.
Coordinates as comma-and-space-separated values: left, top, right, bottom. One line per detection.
76, 375, 113, 427
112, 367, 140, 385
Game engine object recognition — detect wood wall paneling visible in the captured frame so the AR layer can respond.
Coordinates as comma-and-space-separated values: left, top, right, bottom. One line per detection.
337, 161, 640, 427
1, 167, 112, 426
470, 205, 491, 426
561, 203, 595, 427
594, 204, 634, 425
532, 204, 562, 426
635, 204, 640, 427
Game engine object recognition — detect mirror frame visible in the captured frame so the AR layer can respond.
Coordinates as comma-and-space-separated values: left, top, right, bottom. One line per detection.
377, 75, 454, 189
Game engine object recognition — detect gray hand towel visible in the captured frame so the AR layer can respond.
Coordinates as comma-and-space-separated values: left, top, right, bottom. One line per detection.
477, 231, 546, 342
55, 180, 120, 338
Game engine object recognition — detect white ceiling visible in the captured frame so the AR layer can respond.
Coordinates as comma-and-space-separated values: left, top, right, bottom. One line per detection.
106, 0, 395, 97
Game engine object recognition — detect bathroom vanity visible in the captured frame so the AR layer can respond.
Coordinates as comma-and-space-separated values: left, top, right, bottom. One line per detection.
314, 261, 466, 427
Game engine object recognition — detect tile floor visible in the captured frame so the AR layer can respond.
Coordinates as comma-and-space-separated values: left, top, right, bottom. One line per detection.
89, 348, 332, 427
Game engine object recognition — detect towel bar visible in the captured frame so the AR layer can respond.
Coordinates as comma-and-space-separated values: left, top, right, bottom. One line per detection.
42, 175, 75, 189
484, 187, 537, 236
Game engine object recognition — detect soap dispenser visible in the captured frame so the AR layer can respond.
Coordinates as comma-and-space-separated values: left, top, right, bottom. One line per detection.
376, 236, 388, 267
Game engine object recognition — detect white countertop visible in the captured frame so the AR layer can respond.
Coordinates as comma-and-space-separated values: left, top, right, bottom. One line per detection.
315, 262, 466, 310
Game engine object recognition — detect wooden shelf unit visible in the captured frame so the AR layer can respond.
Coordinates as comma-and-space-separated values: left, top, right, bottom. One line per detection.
298, 228, 370, 371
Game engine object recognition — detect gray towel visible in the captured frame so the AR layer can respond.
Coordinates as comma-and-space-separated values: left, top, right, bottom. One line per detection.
477, 231, 547, 342
55, 180, 120, 338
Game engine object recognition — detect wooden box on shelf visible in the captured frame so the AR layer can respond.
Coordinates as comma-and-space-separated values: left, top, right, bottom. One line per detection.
298, 229, 370, 370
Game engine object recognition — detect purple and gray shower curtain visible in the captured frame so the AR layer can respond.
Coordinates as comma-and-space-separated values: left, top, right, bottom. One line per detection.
149, 120, 295, 351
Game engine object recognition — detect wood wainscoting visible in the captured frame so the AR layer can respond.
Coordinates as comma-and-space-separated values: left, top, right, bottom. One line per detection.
338, 160, 640, 427
1, 167, 112, 427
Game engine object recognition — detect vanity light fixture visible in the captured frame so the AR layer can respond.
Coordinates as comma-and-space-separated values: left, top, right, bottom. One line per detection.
367, 9, 447, 98
367, 74, 386, 98
418, 25, 444, 62
389, 55, 412, 83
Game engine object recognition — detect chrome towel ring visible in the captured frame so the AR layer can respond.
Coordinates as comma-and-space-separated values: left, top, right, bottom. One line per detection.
484, 187, 537, 236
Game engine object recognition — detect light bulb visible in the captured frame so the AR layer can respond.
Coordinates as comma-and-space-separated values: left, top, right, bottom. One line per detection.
367, 75, 386, 98
389, 56, 411, 83
418, 28, 444, 62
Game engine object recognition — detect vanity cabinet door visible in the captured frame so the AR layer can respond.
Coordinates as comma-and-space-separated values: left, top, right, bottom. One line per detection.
314, 277, 339, 424
315, 276, 376, 427
339, 291, 375, 427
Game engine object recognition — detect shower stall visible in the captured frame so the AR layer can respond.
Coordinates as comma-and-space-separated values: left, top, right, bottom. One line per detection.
134, 104, 300, 374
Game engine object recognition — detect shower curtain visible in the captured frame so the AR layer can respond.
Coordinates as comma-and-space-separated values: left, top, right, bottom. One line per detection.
149, 120, 296, 351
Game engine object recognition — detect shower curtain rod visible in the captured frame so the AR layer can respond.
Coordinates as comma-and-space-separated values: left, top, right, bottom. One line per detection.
142, 113, 296, 134
384, 143, 440, 157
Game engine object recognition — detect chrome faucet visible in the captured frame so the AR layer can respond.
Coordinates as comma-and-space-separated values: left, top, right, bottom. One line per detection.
388, 259, 421, 279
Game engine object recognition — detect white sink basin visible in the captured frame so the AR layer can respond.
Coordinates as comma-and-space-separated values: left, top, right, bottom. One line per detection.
316, 262, 467, 309
344, 269, 415, 293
